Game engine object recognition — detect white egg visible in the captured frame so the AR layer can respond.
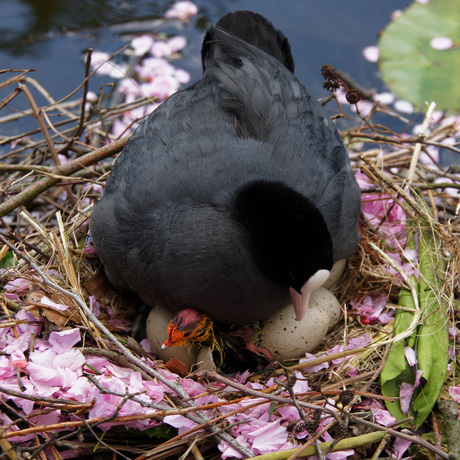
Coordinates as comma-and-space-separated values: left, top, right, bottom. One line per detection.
261, 287, 342, 361
195, 347, 217, 372
146, 305, 198, 367
322, 258, 347, 290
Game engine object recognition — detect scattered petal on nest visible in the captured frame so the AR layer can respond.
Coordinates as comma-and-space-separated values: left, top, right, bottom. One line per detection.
355, 170, 375, 191
299, 352, 330, 373
163, 414, 200, 434
350, 295, 391, 324
292, 370, 311, 394
448, 386, 460, 403
404, 346, 416, 367
39, 296, 70, 311
371, 404, 397, 427
393, 437, 413, 459
248, 420, 289, 454
348, 334, 372, 349
3, 278, 32, 292
400, 370, 423, 414
48, 328, 81, 353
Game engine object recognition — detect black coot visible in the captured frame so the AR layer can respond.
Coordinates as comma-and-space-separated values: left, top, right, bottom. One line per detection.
90, 11, 361, 325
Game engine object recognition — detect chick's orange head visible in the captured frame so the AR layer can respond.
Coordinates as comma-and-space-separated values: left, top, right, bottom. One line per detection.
162, 308, 214, 349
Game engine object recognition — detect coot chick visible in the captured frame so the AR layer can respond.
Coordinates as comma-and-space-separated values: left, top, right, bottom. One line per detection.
162, 308, 272, 373
90, 10, 361, 324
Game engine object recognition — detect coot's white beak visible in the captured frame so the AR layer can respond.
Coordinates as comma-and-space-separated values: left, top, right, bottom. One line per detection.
290, 269, 330, 321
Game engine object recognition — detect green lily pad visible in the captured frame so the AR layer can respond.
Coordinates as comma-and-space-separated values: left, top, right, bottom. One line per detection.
379, 0, 460, 112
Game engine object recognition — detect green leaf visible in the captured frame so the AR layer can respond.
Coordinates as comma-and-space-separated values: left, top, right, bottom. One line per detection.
143, 424, 177, 440
0, 251, 15, 268
381, 222, 450, 429
379, 0, 460, 112
411, 229, 449, 428
381, 284, 417, 424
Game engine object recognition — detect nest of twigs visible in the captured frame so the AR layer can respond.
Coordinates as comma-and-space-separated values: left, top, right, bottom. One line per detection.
0, 64, 459, 460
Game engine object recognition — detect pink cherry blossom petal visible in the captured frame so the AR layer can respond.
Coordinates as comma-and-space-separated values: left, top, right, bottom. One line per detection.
430, 36, 453, 50
362, 45, 379, 63
164, 1, 198, 20
292, 371, 311, 394
219, 435, 252, 459
299, 352, 330, 373
168, 36, 188, 52
354, 170, 375, 191
131, 35, 155, 56
347, 334, 372, 349
404, 346, 416, 366
448, 386, 460, 403
90, 51, 110, 67
39, 296, 70, 311
3, 277, 32, 292
89, 295, 101, 316
374, 92, 395, 105
394, 100, 414, 114
248, 420, 288, 454
400, 382, 414, 414
163, 414, 200, 434
49, 328, 81, 353
4, 293, 20, 301
4, 332, 33, 355
372, 407, 397, 427
393, 437, 412, 459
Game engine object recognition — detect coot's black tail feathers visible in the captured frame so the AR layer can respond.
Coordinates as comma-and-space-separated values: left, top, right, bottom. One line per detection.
201, 10, 295, 73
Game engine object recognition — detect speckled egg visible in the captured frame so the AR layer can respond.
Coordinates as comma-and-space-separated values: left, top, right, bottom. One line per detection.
146, 305, 198, 367
261, 287, 342, 361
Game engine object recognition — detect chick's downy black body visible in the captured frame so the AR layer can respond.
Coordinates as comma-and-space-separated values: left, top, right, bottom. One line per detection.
90, 11, 361, 325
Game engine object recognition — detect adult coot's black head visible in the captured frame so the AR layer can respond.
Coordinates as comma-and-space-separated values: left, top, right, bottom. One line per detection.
232, 179, 333, 320
90, 10, 361, 325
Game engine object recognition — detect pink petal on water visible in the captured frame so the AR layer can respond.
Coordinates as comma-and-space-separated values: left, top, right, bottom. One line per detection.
430, 36, 453, 50
164, 1, 198, 20
362, 45, 379, 63
168, 36, 188, 52
394, 100, 414, 114
131, 35, 154, 56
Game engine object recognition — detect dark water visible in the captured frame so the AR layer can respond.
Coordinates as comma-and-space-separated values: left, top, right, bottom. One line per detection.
0, 0, 414, 139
